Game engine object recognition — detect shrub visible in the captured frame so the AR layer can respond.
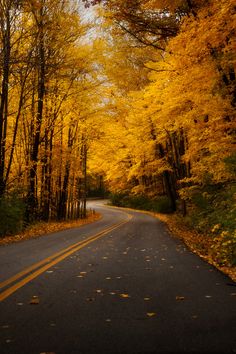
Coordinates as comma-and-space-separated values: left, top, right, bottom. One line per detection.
0, 194, 26, 237
110, 193, 174, 213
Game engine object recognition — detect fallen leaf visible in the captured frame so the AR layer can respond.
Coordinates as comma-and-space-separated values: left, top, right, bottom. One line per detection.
6, 339, 13, 343
109, 292, 116, 295
2, 325, 10, 329
30, 296, 39, 305
147, 312, 156, 317
17, 302, 24, 306
46, 270, 53, 274
176, 296, 185, 301
102, 257, 108, 259
144, 297, 150, 301
205, 295, 212, 298
120, 293, 130, 298
96, 289, 102, 293
230, 293, 236, 296
105, 319, 111, 322
80, 271, 87, 275
106, 277, 111, 280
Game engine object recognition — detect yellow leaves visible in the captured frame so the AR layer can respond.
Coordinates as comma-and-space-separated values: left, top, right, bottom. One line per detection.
120, 293, 130, 298
146, 312, 156, 317
211, 224, 221, 233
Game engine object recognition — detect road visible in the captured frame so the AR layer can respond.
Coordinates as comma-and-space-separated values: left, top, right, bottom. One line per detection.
0, 200, 235, 354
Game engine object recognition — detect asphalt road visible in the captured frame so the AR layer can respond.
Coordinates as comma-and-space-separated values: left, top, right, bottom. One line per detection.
0, 200, 235, 354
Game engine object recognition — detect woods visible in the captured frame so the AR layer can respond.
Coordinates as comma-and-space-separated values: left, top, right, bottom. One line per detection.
0, 0, 235, 265
0, 0, 104, 232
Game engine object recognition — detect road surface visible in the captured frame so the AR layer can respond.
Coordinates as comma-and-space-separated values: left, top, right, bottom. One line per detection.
0, 200, 235, 354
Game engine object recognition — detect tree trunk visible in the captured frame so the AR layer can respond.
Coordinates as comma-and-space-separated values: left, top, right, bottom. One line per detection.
27, 9, 46, 220
0, 5, 11, 196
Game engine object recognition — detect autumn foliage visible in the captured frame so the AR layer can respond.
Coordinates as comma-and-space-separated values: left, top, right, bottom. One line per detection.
89, 0, 236, 265
0, 0, 235, 265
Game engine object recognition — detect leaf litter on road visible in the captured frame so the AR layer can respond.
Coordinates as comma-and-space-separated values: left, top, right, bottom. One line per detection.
120, 293, 130, 298
176, 296, 185, 301
30, 295, 39, 305
146, 312, 156, 317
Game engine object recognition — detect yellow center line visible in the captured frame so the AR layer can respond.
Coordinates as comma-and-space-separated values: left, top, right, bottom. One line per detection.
0, 213, 132, 302
0, 220, 124, 289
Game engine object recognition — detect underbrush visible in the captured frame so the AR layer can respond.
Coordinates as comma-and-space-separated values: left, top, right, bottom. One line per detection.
110, 184, 236, 267
181, 183, 236, 266
0, 194, 26, 237
110, 193, 173, 214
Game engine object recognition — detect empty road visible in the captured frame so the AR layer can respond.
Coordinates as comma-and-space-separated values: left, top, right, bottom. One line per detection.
0, 200, 235, 354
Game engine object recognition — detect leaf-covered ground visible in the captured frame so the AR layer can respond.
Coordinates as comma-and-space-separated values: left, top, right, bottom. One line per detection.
0, 212, 101, 246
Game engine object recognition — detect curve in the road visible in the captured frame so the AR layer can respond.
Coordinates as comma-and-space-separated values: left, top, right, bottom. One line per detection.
0, 211, 132, 302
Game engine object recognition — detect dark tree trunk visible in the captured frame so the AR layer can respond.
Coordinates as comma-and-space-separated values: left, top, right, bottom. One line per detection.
0, 6, 11, 197
27, 10, 45, 220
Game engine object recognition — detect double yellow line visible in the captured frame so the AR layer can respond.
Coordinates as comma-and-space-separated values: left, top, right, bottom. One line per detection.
0, 214, 132, 302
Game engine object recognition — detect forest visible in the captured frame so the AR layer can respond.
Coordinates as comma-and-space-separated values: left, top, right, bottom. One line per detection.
0, 0, 235, 266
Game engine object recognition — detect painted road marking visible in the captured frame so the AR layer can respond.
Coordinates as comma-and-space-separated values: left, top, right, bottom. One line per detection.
0, 214, 132, 302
